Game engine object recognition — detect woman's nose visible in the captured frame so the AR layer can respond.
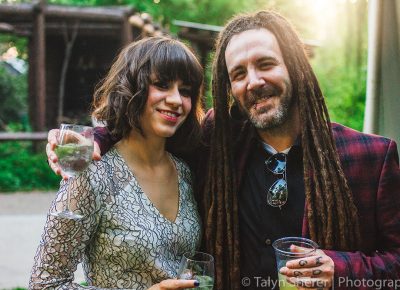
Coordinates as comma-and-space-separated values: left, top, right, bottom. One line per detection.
166, 86, 183, 106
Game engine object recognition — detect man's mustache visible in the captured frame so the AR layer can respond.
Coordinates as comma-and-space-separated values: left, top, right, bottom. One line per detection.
246, 84, 282, 105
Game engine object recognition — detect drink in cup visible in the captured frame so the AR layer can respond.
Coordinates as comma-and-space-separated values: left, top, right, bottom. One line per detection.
272, 237, 318, 290
51, 124, 94, 220
177, 251, 214, 290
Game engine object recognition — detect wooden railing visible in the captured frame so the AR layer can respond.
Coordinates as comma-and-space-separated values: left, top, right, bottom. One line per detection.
0, 132, 48, 141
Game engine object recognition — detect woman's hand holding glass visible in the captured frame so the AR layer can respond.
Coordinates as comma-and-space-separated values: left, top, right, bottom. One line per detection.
148, 279, 199, 290
177, 251, 214, 290
46, 128, 101, 180
49, 124, 96, 220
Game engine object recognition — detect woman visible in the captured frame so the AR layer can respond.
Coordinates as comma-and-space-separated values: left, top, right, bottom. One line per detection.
30, 37, 204, 290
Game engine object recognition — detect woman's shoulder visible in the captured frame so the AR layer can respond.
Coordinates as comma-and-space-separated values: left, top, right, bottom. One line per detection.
83, 147, 120, 184
170, 153, 190, 171
170, 153, 192, 183
94, 146, 120, 166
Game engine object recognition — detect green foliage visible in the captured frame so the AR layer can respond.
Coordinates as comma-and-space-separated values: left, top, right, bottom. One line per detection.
204, 51, 214, 109
312, 49, 366, 131
0, 65, 28, 130
252, 0, 321, 39
0, 34, 28, 130
133, 0, 255, 28
47, 0, 258, 29
310, 0, 368, 131
0, 34, 28, 59
0, 141, 60, 192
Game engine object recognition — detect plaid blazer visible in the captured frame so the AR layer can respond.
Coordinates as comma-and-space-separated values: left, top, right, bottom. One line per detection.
317, 124, 400, 289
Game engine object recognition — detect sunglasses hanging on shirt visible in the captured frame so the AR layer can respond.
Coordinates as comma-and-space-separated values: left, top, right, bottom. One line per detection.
265, 153, 288, 208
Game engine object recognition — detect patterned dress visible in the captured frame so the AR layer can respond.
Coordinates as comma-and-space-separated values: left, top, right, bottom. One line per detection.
29, 147, 201, 289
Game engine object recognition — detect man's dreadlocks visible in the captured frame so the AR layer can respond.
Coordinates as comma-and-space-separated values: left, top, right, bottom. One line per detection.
202, 10, 360, 290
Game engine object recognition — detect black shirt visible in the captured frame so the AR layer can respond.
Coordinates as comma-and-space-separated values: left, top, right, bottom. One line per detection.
239, 141, 305, 289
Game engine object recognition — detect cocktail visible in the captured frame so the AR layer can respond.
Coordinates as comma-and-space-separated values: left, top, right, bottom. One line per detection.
50, 124, 94, 220
273, 237, 318, 290
177, 251, 214, 290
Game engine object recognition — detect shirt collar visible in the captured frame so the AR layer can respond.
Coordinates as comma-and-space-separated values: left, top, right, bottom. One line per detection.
260, 135, 301, 155
261, 142, 291, 155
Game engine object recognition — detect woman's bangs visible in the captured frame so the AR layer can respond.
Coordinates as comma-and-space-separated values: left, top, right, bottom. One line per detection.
151, 42, 202, 89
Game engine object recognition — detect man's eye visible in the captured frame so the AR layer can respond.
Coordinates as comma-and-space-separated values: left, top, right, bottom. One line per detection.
232, 71, 245, 81
259, 62, 275, 69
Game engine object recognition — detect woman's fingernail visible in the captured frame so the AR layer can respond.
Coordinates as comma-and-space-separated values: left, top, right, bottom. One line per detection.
194, 280, 200, 287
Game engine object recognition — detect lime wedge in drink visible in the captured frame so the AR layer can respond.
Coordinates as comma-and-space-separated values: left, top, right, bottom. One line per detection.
55, 143, 81, 160
194, 275, 214, 290
55, 143, 93, 175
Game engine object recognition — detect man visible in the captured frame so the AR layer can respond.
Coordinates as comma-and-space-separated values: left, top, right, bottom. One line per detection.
199, 10, 400, 290
47, 10, 400, 290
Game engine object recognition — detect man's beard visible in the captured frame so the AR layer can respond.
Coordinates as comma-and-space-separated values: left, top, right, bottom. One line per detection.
242, 81, 293, 130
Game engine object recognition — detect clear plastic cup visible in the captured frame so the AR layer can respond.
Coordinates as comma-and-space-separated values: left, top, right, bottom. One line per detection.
272, 237, 318, 290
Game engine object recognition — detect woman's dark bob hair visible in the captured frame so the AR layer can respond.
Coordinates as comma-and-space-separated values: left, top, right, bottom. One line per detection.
92, 36, 204, 156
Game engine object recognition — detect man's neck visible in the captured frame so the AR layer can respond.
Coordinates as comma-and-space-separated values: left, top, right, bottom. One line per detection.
257, 109, 301, 152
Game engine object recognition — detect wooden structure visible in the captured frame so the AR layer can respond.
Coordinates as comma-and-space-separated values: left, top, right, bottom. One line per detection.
173, 20, 221, 70
0, 132, 47, 141
0, 1, 164, 131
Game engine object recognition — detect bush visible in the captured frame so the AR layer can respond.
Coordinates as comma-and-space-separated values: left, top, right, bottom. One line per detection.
0, 141, 60, 192
0, 65, 28, 131
312, 46, 367, 131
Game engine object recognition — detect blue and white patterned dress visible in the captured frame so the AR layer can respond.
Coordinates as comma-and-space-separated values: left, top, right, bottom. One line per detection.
30, 147, 201, 289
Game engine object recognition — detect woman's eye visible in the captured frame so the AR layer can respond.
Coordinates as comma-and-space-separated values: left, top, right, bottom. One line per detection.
154, 81, 169, 89
179, 88, 192, 97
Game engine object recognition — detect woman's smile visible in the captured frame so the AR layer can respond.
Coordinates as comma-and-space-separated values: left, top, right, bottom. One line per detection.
157, 109, 182, 123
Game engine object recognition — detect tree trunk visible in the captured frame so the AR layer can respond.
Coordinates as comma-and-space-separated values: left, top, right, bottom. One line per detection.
57, 21, 79, 124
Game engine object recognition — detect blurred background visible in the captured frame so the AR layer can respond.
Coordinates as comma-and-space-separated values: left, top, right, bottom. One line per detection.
0, 0, 398, 289
0, 0, 373, 192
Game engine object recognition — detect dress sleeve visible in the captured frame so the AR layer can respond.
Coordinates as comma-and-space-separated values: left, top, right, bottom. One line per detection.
29, 166, 105, 289
93, 127, 120, 156
324, 139, 400, 289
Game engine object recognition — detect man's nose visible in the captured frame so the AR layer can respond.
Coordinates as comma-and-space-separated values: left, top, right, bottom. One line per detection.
247, 70, 265, 91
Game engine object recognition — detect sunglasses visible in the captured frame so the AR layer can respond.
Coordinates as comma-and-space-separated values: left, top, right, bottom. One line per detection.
265, 153, 288, 208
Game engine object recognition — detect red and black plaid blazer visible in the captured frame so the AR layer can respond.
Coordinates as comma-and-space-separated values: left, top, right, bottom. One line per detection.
317, 123, 400, 288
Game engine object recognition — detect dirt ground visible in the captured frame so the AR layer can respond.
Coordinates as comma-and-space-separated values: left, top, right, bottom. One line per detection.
0, 191, 84, 289
0, 191, 55, 215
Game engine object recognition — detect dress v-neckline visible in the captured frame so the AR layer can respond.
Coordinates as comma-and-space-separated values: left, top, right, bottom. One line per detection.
112, 147, 182, 224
